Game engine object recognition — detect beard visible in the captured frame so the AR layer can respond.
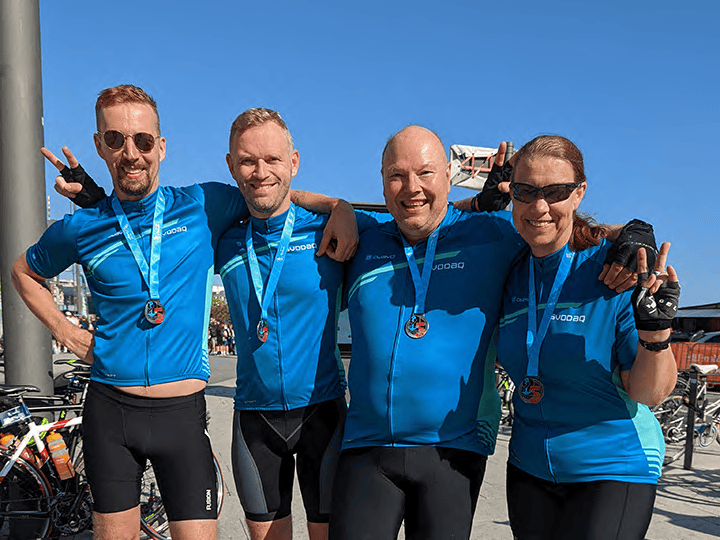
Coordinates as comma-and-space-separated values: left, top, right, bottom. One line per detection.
114, 160, 154, 199
243, 182, 291, 217
117, 177, 153, 198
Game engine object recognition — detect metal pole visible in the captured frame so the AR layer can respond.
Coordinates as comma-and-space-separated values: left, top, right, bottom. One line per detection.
0, 0, 53, 393
683, 371, 698, 469
506, 141, 515, 161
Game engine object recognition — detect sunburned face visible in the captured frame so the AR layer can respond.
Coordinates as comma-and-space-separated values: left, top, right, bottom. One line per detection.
94, 103, 165, 201
226, 122, 299, 219
382, 127, 451, 245
511, 157, 586, 257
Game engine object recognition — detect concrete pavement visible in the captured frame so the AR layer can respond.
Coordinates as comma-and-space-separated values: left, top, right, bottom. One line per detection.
2, 354, 718, 538
203, 354, 720, 540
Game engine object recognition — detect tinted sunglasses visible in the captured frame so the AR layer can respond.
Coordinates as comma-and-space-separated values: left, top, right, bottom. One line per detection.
509, 182, 582, 204
97, 130, 157, 153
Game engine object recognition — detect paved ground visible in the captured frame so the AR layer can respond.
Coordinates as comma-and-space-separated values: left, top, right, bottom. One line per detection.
203, 355, 720, 540
2, 353, 719, 538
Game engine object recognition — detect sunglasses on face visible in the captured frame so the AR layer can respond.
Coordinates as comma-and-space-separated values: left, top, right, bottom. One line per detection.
97, 130, 157, 153
509, 182, 582, 204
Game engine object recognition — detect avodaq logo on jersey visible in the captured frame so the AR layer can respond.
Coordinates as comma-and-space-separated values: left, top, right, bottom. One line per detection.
432, 261, 465, 271
163, 225, 188, 236
551, 313, 586, 323
288, 242, 317, 252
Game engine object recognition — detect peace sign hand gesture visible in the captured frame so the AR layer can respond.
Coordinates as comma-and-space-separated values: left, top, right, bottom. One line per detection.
41, 146, 106, 207
630, 242, 680, 332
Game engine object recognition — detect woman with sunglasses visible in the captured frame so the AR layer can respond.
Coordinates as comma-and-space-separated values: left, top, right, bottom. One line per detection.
496, 135, 679, 540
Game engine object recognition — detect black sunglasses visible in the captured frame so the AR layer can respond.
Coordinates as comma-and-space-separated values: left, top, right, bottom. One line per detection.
509, 182, 582, 204
97, 130, 157, 153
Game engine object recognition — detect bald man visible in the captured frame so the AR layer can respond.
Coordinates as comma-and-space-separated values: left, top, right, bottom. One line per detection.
329, 126, 525, 540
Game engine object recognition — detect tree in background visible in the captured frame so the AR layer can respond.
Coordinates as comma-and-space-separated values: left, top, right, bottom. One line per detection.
211, 296, 231, 324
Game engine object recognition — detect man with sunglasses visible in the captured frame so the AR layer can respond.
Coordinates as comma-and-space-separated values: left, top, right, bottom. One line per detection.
11, 84, 242, 540
11, 85, 355, 540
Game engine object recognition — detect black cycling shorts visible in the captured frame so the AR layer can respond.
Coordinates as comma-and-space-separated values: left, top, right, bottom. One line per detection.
231, 397, 346, 523
83, 381, 217, 521
329, 446, 487, 540
506, 462, 657, 540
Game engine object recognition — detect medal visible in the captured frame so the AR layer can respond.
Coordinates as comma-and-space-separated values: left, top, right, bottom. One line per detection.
112, 190, 166, 326
519, 377, 544, 404
256, 318, 269, 343
144, 299, 165, 325
405, 313, 429, 339
246, 205, 296, 343
401, 226, 440, 340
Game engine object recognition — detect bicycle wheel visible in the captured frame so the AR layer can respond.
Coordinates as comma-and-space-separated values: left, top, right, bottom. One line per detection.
140, 453, 224, 540
0, 452, 52, 539
653, 395, 686, 442
698, 423, 718, 448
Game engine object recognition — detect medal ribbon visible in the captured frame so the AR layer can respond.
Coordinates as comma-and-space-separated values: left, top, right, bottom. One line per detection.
526, 245, 575, 377
246, 204, 296, 325
111, 189, 165, 303
401, 227, 440, 316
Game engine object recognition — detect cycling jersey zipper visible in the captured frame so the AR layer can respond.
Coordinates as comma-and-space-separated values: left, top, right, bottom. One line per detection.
387, 267, 412, 444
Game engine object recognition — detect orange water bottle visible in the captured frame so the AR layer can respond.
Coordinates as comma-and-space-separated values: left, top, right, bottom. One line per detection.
0, 433, 37, 465
46, 432, 75, 480
0, 433, 13, 448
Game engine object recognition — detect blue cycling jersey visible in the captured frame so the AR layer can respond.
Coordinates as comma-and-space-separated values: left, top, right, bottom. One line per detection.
217, 205, 348, 411
343, 205, 525, 455
26, 183, 247, 386
498, 239, 664, 484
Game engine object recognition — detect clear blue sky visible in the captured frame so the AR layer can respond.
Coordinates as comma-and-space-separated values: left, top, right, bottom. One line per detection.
39, 0, 718, 307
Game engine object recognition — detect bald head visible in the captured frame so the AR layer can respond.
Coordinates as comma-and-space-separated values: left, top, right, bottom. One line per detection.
381, 125, 446, 174
381, 125, 452, 245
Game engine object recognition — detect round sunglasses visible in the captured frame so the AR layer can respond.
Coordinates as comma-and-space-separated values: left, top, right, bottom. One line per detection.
509, 182, 582, 204
97, 130, 157, 153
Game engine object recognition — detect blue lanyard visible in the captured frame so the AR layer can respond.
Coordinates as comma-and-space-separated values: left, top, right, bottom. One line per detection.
526, 245, 575, 377
245, 204, 296, 323
111, 190, 165, 301
401, 227, 440, 315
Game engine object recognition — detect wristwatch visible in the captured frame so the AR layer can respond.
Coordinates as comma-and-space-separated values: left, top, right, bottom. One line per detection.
638, 337, 671, 351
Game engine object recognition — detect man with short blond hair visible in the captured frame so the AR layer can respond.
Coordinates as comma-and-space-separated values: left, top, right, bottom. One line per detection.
217, 107, 357, 540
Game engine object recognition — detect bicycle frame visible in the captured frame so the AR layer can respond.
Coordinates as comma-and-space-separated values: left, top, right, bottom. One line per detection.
0, 412, 82, 484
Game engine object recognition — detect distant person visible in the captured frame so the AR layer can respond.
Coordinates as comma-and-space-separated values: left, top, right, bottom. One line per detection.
496, 135, 678, 540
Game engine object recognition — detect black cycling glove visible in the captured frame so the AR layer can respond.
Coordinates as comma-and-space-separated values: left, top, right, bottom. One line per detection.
631, 278, 680, 331
604, 219, 658, 272
473, 161, 512, 212
59, 164, 106, 208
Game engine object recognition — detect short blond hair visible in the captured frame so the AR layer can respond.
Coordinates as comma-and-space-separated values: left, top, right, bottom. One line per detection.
228, 108, 293, 150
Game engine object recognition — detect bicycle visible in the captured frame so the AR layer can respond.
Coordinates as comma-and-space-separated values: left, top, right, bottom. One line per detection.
655, 363, 720, 465
0, 384, 88, 539
0, 362, 225, 540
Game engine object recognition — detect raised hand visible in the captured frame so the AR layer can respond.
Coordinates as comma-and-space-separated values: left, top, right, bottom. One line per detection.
631, 242, 680, 332
41, 146, 106, 207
